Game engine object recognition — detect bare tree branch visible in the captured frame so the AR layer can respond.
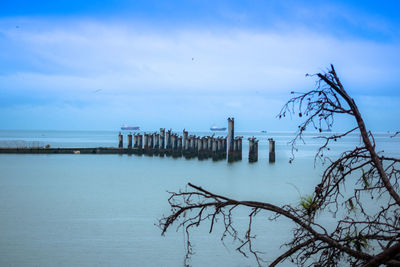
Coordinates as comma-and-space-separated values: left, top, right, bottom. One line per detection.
159, 65, 400, 266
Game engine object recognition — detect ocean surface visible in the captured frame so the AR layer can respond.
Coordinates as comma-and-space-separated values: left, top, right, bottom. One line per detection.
0, 130, 399, 266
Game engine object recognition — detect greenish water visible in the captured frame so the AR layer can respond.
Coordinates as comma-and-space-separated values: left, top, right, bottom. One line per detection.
0, 130, 398, 266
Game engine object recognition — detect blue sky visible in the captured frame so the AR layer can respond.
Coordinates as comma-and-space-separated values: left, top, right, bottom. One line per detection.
0, 0, 399, 131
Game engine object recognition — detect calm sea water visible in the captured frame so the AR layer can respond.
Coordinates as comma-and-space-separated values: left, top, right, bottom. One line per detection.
0, 130, 399, 266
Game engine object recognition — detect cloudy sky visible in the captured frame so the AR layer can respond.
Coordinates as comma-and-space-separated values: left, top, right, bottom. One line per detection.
0, 0, 399, 131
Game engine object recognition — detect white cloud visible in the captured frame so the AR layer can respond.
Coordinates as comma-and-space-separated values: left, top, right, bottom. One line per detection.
0, 18, 399, 130
1, 19, 399, 97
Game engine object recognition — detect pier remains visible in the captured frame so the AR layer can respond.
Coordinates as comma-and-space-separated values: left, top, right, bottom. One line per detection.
0, 118, 278, 163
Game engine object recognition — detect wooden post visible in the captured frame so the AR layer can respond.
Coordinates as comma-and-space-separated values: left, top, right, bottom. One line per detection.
154, 133, 160, 155
184, 136, 190, 158
183, 130, 188, 148
198, 137, 203, 159
208, 136, 213, 158
166, 129, 172, 156
159, 128, 165, 156
133, 134, 138, 153
148, 133, 154, 155
238, 137, 242, 160
248, 137, 253, 162
202, 137, 208, 159
189, 135, 195, 158
194, 136, 198, 157
217, 137, 223, 160
143, 134, 149, 154
248, 137, 258, 163
222, 137, 227, 159
228, 117, 235, 162
233, 138, 238, 160
177, 136, 182, 157
269, 138, 276, 163
212, 138, 218, 161
127, 134, 132, 149
254, 139, 258, 162
118, 132, 123, 148
172, 134, 180, 158
137, 134, 143, 154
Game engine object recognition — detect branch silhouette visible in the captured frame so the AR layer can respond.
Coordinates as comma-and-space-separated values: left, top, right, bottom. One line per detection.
159, 65, 400, 266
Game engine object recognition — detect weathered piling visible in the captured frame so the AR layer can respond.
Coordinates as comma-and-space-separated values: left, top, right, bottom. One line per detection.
248, 137, 258, 163
133, 134, 138, 150
137, 134, 143, 154
207, 136, 213, 158
269, 138, 276, 163
212, 138, 218, 161
118, 133, 123, 148
204, 137, 209, 158
183, 135, 190, 158
154, 133, 160, 155
127, 134, 132, 149
233, 138, 238, 160
172, 134, 180, 158
183, 129, 188, 147
255, 140, 258, 162
197, 137, 204, 159
222, 137, 227, 159
237, 137, 242, 160
231, 137, 242, 161
188, 135, 195, 158
177, 136, 182, 157
165, 129, 172, 156
217, 137, 223, 160
159, 128, 165, 156
143, 134, 149, 154
147, 133, 154, 155
227, 117, 235, 162
199, 137, 207, 159
194, 136, 199, 157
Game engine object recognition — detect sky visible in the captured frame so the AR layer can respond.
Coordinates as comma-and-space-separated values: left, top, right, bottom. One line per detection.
0, 0, 399, 131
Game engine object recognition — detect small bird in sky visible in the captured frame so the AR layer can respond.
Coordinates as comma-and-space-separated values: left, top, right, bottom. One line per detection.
93, 89, 102, 93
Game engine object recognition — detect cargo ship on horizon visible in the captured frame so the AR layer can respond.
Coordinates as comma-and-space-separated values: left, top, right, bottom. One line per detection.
121, 125, 140, 131
210, 125, 227, 131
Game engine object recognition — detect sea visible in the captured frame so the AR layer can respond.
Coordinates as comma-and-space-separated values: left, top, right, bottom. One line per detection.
0, 130, 399, 267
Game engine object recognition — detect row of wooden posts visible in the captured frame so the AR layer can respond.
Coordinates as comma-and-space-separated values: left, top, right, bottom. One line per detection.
118, 129, 240, 161
116, 119, 276, 163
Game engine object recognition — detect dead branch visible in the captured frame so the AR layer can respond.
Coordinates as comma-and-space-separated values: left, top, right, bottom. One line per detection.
159, 65, 400, 266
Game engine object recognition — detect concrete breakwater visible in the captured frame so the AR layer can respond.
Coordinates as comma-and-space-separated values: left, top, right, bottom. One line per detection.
0, 118, 276, 163
0, 147, 126, 154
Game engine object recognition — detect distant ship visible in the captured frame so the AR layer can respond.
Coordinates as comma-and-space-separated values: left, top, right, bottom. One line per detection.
210, 125, 227, 131
121, 125, 140, 131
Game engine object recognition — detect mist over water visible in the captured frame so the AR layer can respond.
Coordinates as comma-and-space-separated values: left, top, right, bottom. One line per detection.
0, 130, 399, 266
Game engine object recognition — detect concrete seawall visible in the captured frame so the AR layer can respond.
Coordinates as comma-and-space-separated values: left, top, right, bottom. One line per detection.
0, 147, 136, 154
